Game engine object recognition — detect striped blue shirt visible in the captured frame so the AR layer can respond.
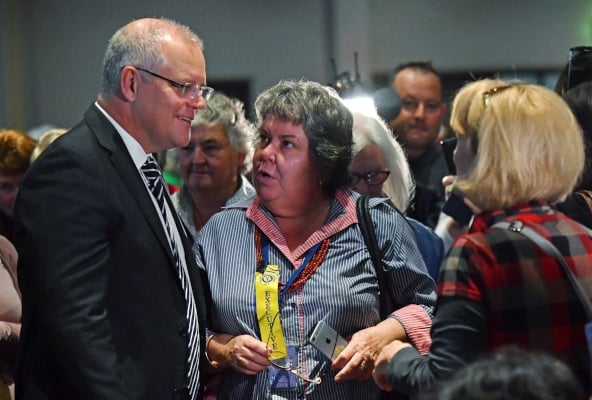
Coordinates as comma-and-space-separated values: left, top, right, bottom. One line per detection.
195, 188, 435, 399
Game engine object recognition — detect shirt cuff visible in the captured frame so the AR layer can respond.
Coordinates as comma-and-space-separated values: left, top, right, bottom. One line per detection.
390, 304, 432, 355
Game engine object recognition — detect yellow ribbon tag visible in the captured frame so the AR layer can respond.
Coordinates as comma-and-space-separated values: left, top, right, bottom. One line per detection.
255, 264, 287, 360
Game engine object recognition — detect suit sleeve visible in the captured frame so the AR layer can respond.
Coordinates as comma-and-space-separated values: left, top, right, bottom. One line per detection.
15, 146, 130, 399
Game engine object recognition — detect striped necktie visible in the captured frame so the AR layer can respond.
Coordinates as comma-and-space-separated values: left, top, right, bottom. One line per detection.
141, 156, 200, 398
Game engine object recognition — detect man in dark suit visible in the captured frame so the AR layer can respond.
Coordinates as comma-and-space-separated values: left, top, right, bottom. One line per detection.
13, 18, 212, 400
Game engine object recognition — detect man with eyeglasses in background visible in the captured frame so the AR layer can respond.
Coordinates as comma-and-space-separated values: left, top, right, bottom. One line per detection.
13, 18, 211, 400
387, 61, 448, 229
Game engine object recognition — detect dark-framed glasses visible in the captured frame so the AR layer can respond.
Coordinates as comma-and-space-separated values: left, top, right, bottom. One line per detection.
566, 46, 592, 90
134, 67, 214, 100
350, 170, 390, 187
482, 85, 515, 108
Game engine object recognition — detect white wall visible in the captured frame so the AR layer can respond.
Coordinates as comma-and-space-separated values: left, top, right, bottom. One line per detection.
2, 0, 591, 130
368, 0, 590, 73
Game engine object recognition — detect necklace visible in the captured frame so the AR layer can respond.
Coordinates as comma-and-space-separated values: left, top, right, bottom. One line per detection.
255, 228, 330, 294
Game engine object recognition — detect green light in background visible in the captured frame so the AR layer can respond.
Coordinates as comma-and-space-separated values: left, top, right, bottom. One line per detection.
581, 6, 592, 43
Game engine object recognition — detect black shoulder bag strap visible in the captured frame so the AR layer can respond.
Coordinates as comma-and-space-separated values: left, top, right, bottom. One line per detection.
493, 219, 592, 390
493, 220, 592, 320
357, 196, 408, 400
356, 195, 391, 319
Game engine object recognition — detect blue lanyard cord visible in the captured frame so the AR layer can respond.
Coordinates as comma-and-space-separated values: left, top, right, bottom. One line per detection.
261, 235, 322, 297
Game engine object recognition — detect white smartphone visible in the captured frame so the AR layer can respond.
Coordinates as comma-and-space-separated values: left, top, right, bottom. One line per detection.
309, 320, 349, 360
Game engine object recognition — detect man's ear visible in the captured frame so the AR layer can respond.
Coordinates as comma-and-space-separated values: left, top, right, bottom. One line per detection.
120, 66, 139, 102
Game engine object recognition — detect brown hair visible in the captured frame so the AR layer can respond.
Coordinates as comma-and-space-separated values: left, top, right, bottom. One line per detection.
0, 129, 36, 174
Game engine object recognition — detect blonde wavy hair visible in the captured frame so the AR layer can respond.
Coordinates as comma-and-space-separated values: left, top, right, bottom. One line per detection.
30, 128, 68, 162
454, 81, 584, 211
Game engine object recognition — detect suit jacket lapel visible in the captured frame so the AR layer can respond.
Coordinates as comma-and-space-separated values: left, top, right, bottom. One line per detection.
83, 105, 176, 266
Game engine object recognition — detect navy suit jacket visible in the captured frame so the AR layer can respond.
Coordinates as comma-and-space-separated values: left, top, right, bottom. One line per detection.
14, 104, 208, 400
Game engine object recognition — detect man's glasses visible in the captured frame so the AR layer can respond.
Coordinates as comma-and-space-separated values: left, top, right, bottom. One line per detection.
566, 46, 592, 90
482, 85, 515, 108
134, 67, 214, 100
401, 98, 442, 115
350, 170, 390, 187
265, 313, 324, 385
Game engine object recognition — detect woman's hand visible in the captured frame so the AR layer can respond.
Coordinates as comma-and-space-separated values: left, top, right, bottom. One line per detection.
207, 334, 271, 375
332, 322, 401, 382
372, 340, 412, 391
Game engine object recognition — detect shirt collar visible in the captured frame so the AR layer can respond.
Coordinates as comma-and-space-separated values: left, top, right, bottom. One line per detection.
470, 201, 553, 233
94, 101, 151, 169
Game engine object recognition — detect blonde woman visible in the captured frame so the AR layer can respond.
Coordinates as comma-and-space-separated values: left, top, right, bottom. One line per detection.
373, 80, 592, 397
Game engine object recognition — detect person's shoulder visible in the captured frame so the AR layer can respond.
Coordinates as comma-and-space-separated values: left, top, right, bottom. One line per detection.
361, 195, 403, 221
209, 196, 252, 229
0, 235, 17, 273
407, 217, 442, 244
557, 191, 592, 229
224, 191, 255, 210
226, 175, 256, 206
363, 197, 416, 235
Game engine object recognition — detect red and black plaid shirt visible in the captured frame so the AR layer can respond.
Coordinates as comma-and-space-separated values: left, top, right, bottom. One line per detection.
386, 203, 592, 396
439, 202, 592, 390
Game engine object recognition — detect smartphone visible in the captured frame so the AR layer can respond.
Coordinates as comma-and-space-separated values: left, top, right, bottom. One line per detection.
309, 320, 348, 361
442, 190, 473, 226
441, 137, 457, 175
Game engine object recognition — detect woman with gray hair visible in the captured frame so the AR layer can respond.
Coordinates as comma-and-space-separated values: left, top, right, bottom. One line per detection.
172, 93, 255, 238
196, 79, 435, 399
347, 105, 444, 281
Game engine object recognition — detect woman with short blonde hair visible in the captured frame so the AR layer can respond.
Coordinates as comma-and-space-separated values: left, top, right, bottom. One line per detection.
455, 83, 584, 210
373, 81, 592, 397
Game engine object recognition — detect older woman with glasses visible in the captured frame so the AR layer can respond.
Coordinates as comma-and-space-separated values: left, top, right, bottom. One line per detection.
196, 79, 435, 400
373, 79, 592, 397
348, 105, 444, 281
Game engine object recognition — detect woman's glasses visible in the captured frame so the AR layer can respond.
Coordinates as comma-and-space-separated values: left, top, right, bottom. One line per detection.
350, 170, 390, 187
267, 359, 322, 385
265, 313, 324, 385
